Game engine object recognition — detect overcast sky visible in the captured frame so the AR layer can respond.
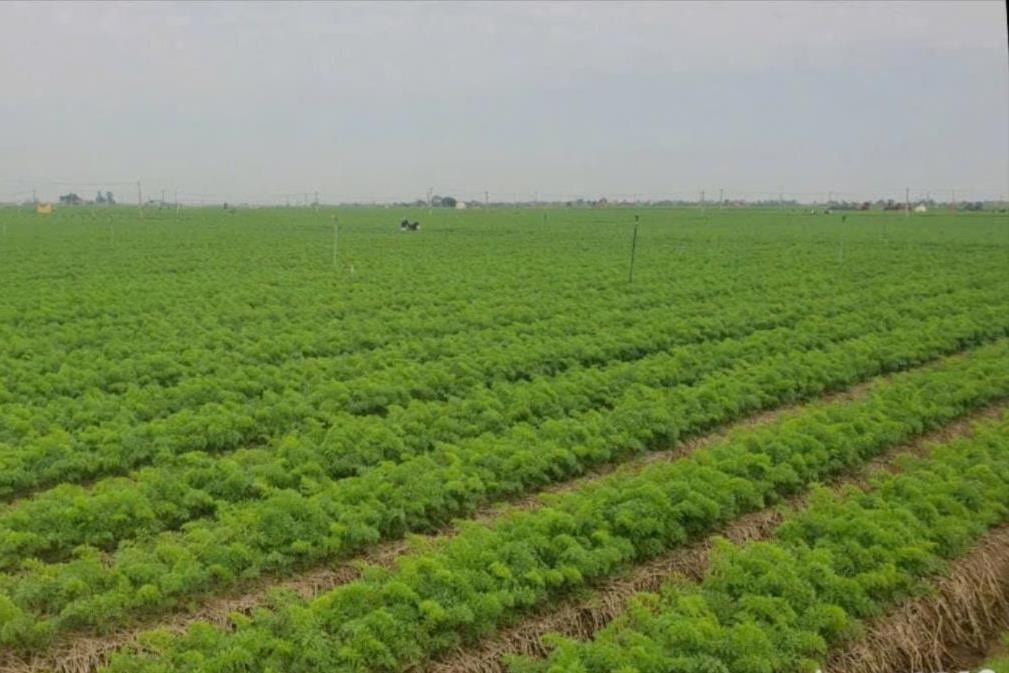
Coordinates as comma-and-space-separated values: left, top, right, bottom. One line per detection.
1, 1, 1007, 204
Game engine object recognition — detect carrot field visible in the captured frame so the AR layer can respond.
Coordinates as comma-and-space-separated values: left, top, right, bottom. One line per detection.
1, 206, 1007, 673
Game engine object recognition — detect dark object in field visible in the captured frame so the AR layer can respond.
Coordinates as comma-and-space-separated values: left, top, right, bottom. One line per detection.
399, 219, 421, 232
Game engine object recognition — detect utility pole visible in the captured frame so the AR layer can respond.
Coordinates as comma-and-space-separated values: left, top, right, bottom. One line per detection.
137, 181, 142, 207
337, 215, 345, 268
534, 191, 538, 206
718, 188, 723, 206
951, 188, 957, 214
905, 187, 910, 217
700, 189, 705, 208
628, 215, 640, 284
314, 190, 319, 207
484, 190, 489, 207
32, 188, 37, 204
427, 187, 432, 210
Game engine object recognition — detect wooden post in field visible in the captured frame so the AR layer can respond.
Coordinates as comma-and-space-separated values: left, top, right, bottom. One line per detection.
337, 215, 345, 268
628, 215, 640, 285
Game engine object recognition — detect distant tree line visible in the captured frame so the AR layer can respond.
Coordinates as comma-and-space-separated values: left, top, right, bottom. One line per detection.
58, 191, 115, 206
400, 195, 459, 208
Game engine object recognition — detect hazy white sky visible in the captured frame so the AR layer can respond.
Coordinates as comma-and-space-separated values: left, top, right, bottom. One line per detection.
1, 1, 1007, 203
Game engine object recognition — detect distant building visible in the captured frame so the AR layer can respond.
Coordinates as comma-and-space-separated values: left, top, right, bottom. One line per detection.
455, 201, 468, 209
914, 204, 928, 213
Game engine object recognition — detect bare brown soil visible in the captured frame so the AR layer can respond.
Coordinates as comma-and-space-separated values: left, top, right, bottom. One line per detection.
823, 525, 1009, 673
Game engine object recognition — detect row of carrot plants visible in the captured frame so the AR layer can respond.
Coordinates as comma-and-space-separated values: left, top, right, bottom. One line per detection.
89, 341, 1009, 672
9, 226, 871, 421
1, 331, 1005, 653
7, 209, 996, 500
2, 284, 998, 568
513, 412, 1009, 673
3, 263, 926, 501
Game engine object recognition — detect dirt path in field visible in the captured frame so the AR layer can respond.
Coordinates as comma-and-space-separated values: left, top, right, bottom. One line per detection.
0, 356, 984, 673
420, 402, 1007, 673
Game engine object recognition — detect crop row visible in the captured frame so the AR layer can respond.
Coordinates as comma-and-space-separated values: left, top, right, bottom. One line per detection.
85, 341, 1009, 672
3, 264, 932, 500
5, 217, 997, 482
2, 284, 999, 567
1, 331, 1006, 654
512, 413, 1009, 673
1, 270, 992, 502
0, 288, 765, 439
6, 227, 885, 417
